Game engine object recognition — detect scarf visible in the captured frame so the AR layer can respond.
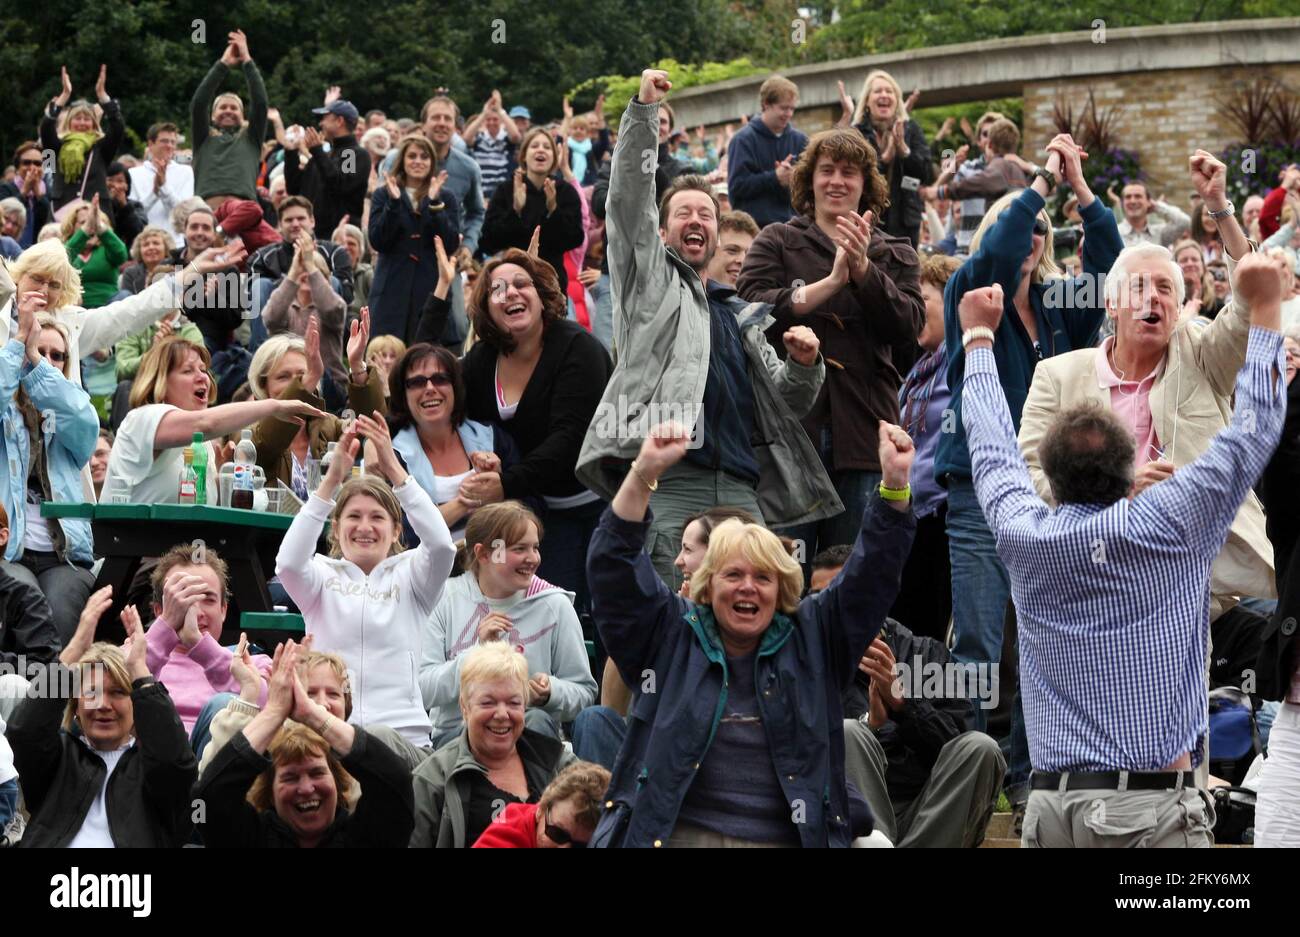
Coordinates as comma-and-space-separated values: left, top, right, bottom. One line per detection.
59, 132, 100, 187
566, 136, 592, 183
898, 346, 945, 439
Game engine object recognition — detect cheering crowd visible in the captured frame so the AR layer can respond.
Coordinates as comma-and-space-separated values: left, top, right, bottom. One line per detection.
1, 30, 1299, 850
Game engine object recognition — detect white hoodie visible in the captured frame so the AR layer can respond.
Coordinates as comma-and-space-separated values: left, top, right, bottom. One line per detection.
276, 478, 455, 747
420, 573, 597, 735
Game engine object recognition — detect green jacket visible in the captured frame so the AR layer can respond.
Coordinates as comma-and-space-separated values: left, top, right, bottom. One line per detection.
66, 229, 128, 309
115, 316, 206, 381
575, 98, 842, 527
190, 60, 268, 201
410, 728, 575, 848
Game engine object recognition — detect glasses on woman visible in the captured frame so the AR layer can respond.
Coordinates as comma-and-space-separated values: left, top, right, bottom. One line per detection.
26, 274, 63, 293
19, 158, 43, 168
543, 810, 588, 848
404, 373, 453, 391
40, 349, 68, 364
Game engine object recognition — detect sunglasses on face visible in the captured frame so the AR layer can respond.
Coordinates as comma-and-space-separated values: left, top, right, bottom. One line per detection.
404, 373, 453, 391
1033, 218, 1050, 237
41, 349, 67, 363
1209, 268, 1228, 282
544, 811, 587, 848
19, 158, 43, 168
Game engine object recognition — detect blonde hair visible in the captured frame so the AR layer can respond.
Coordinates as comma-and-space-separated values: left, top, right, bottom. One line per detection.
248, 333, 308, 399
853, 70, 905, 127
6, 239, 83, 309
299, 651, 352, 719
129, 336, 214, 408
457, 640, 530, 711
63, 642, 133, 733
34, 313, 71, 377
365, 334, 406, 364
463, 501, 543, 576
328, 476, 406, 559
247, 722, 353, 813
968, 190, 1063, 285
59, 199, 114, 242
689, 519, 803, 615
211, 92, 248, 129
56, 101, 104, 138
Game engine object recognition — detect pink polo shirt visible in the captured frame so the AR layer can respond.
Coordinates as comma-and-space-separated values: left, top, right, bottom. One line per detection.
1095, 338, 1163, 471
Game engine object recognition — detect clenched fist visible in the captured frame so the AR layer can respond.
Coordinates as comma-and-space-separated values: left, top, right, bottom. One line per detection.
639, 69, 672, 106
782, 325, 820, 367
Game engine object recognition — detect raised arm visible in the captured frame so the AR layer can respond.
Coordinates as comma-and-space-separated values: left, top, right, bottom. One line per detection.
1139, 252, 1289, 551
190, 59, 229, 152
958, 285, 1048, 533
806, 422, 917, 688
592, 425, 692, 685
153, 395, 323, 450
606, 70, 676, 312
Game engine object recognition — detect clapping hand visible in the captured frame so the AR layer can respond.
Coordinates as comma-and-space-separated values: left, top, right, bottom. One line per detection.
346, 307, 371, 380
434, 235, 458, 289
61, 585, 114, 667
94, 65, 110, 104
303, 313, 325, 391
320, 426, 360, 494
354, 412, 405, 485
121, 603, 150, 682
833, 210, 873, 284
230, 633, 265, 703
384, 171, 400, 200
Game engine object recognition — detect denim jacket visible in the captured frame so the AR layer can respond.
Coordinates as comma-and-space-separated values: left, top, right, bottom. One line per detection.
0, 340, 99, 564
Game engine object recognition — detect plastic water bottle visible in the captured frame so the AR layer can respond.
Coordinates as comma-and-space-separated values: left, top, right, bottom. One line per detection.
190, 433, 208, 505
178, 446, 197, 504
231, 430, 257, 509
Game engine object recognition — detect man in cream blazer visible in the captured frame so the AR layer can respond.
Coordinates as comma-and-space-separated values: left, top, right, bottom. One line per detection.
1018, 154, 1272, 630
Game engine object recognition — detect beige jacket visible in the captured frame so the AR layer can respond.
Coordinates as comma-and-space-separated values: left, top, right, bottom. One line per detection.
1018, 288, 1275, 616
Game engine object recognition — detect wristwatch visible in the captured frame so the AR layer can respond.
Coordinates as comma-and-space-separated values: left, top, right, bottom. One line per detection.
962, 326, 996, 349
1207, 200, 1235, 220
1032, 168, 1057, 193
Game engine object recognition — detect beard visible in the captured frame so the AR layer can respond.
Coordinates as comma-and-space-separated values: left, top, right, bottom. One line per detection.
666, 231, 717, 273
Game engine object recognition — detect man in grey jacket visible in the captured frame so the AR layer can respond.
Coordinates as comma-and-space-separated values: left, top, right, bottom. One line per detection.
576, 68, 843, 584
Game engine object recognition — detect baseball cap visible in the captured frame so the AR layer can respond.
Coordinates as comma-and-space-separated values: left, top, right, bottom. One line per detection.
508, 106, 531, 120
312, 100, 360, 126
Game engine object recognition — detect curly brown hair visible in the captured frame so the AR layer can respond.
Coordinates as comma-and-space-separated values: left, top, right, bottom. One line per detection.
789, 129, 890, 220
468, 248, 567, 354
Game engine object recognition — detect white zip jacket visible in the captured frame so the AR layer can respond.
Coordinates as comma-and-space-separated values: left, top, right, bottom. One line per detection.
276, 477, 455, 747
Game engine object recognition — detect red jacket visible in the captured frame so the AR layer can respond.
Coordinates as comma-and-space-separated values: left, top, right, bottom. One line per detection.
1260, 186, 1286, 240
471, 801, 539, 848
214, 198, 282, 263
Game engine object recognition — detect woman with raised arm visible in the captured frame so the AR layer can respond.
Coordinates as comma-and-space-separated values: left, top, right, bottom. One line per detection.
102, 336, 325, 504
274, 416, 455, 769
6, 587, 197, 847
0, 304, 99, 643
39, 65, 124, 218
585, 420, 915, 847
248, 310, 384, 497
193, 638, 414, 848
850, 71, 930, 246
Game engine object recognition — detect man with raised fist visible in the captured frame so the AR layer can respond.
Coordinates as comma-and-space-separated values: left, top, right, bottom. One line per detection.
576, 68, 842, 588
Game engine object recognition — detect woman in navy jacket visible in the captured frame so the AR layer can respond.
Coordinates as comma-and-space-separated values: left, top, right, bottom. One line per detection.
367, 135, 461, 344
586, 421, 915, 848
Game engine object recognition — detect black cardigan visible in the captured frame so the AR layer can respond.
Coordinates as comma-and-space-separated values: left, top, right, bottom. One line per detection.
6, 676, 197, 848
479, 173, 585, 293
193, 727, 414, 848
461, 317, 612, 501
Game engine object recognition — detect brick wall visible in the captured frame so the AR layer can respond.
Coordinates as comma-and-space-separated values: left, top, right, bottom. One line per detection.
1023, 65, 1300, 203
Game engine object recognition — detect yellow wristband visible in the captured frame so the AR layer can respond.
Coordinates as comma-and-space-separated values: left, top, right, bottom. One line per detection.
878, 483, 911, 502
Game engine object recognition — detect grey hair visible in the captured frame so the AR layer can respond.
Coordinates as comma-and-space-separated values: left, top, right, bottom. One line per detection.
0, 197, 26, 227
1104, 243, 1185, 310
247, 333, 308, 399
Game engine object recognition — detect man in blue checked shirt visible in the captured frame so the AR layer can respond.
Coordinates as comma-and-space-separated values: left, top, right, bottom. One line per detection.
956, 251, 1291, 848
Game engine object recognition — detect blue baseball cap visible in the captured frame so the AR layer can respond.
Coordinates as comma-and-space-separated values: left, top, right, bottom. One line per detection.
508, 106, 531, 120
312, 100, 360, 126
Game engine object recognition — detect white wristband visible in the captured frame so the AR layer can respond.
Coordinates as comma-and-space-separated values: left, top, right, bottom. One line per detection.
962, 327, 996, 349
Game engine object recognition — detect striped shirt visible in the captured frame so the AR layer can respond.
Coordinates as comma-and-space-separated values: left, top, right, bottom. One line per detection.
471, 130, 514, 200
961, 329, 1286, 772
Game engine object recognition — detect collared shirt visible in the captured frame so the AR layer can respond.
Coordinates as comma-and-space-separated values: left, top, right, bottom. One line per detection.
961, 329, 1286, 773
1115, 201, 1191, 249
129, 161, 196, 236
1094, 337, 1162, 469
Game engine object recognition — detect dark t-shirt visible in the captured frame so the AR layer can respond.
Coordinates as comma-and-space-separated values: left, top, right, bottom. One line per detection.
676, 652, 799, 845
